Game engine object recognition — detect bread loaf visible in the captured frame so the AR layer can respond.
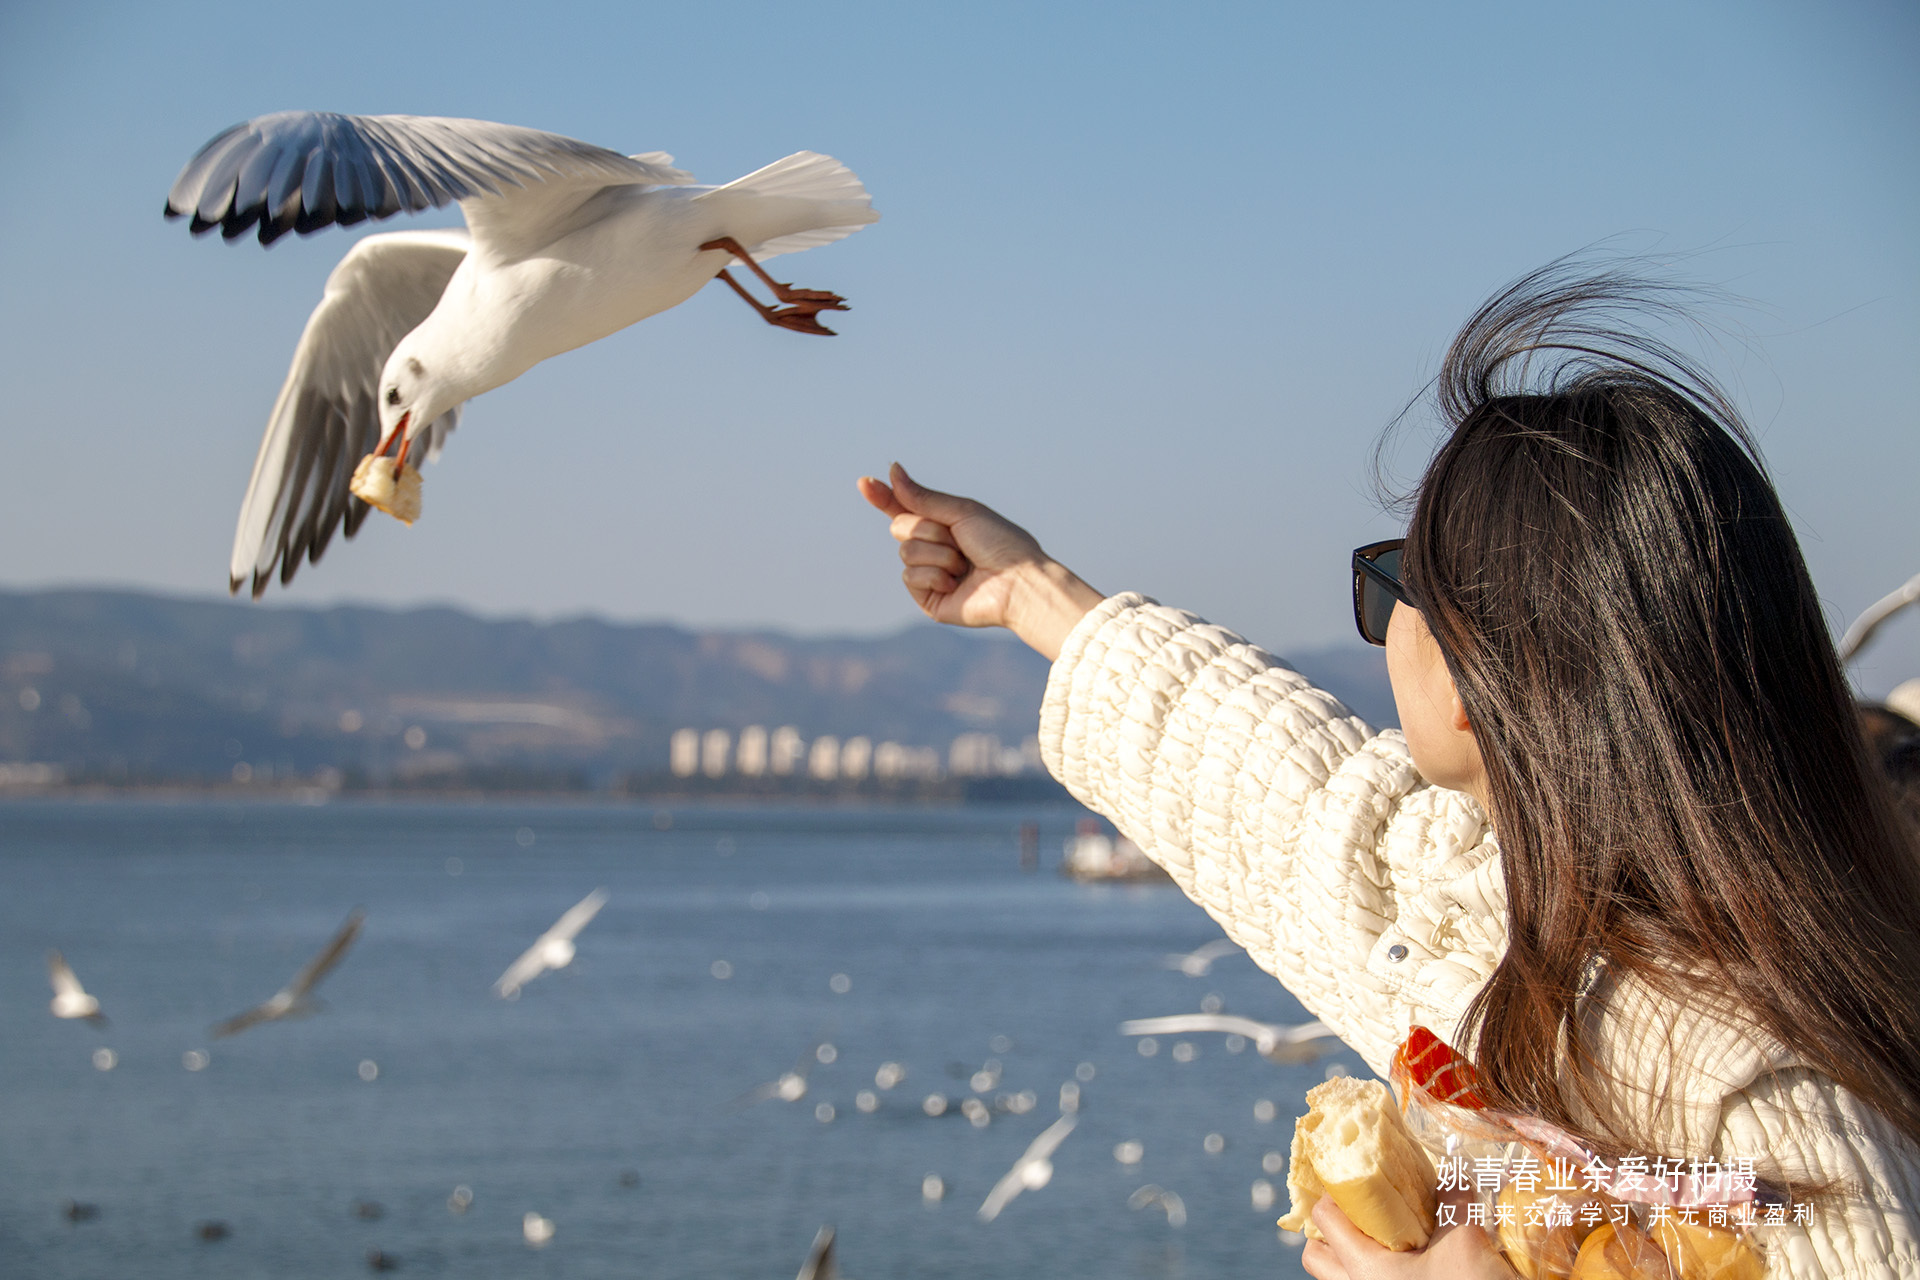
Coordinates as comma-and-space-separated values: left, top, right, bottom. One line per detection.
1497, 1184, 1606, 1278
1569, 1223, 1676, 1279
1650, 1218, 1764, 1280
349, 454, 423, 525
1276, 1076, 1438, 1250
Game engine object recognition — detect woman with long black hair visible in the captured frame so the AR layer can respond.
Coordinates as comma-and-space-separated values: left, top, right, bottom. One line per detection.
859, 264, 1920, 1277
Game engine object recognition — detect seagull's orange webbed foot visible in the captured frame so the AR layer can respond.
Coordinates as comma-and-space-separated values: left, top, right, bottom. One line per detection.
701, 237, 850, 337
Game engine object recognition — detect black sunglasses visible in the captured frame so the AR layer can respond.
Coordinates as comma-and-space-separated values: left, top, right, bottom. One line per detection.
1351, 539, 1413, 647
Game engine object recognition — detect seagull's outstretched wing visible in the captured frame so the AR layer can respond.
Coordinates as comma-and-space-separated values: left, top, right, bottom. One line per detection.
213, 908, 364, 1038
1163, 938, 1240, 974
1119, 1013, 1272, 1040
795, 1226, 836, 1280
730, 1034, 827, 1110
1119, 1013, 1335, 1060
210, 1000, 277, 1040
286, 909, 366, 999
167, 111, 693, 246
230, 230, 469, 596
978, 1115, 1075, 1222
1274, 1019, 1333, 1046
47, 950, 106, 1024
47, 950, 85, 999
1839, 571, 1920, 663
1128, 1184, 1188, 1226
729, 1066, 804, 1110
976, 1163, 1028, 1223
1023, 1113, 1077, 1163
547, 888, 609, 943
493, 942, 549, 999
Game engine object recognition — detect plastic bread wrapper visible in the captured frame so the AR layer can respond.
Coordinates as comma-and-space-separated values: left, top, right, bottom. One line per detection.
1389, 1027, 1772, 1279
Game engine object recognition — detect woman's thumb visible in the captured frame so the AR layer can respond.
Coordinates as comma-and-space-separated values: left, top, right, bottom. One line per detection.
890, 463, 971, 522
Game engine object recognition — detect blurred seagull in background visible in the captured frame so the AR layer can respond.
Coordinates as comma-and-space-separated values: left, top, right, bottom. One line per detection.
732, 1032, 832, 1110
795, 1226, 837, 1280
494, 889, 607, 999
164, 110, 879, 596
1127, 1184, 1188, 1227
1162, 938, 1242, 977
977, 1114, 1076, 1222
212, 909, 364, 1037
47, 951, 107, 1025
1839, 571, 1920, 663
1119, 1014, 1338, 1064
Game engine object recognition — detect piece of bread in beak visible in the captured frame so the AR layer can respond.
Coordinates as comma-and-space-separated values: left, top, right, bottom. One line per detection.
349, 455, 423, 525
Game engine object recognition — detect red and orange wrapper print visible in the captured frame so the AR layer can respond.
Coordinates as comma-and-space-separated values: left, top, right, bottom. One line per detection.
1381, 1026, 1770, 1278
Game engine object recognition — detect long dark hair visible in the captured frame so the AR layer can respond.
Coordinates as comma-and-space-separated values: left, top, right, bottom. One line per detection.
1400, 261, 1920, 1159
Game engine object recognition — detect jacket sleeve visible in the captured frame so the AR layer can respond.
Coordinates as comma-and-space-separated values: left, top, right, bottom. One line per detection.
1717, 1068, 1920, 1279
1037, 595, 1920, 1276
1579, 973, 1920, 1278
1038, 593, 1500, 1078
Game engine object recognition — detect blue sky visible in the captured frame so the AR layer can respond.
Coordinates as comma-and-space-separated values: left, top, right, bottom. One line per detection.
1, 1, 1915, 692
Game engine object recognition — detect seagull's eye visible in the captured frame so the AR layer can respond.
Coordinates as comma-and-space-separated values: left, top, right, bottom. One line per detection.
385, 387, 401, 406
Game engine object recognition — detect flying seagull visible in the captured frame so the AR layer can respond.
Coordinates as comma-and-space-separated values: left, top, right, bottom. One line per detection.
732, 1033, 833, 1111
212, 908, 364, 1037
1127, 1184, 1188, 1227
977, 1114, 1076, 1222
1162, 938, 1242, 977
494, 889, 607, 999
1838, 571, 1920, 663
795, 1226, 836, 1280
1119, 1013, 1338, 1063
47, 951, 107, 1025
164, 111, 879, 596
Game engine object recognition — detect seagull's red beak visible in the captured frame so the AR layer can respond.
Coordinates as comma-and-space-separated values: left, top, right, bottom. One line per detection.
376, 411, 412, 460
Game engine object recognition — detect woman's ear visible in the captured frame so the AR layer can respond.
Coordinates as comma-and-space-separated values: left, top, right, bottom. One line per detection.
1450, 692, 1472, 734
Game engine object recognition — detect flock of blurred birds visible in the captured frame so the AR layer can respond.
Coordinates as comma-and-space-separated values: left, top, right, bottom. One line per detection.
42, 901, 1340, 1277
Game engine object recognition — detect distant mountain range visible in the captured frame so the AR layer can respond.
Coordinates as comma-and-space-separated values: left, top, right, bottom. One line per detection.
0, 588, 1394, 793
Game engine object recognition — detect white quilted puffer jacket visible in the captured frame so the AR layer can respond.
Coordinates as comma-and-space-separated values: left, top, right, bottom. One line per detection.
1039, 594, 1920, 1278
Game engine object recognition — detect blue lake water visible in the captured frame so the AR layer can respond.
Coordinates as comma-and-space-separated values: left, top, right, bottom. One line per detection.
0, 800, 1342, 1278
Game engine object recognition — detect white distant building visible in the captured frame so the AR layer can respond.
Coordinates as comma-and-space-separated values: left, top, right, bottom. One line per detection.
701, 728, 732, 778
840, 736, 872, 780
736, 725, 768, 777
948, 733, 999, 777
770, 726, 803, 776
672, 725, 1004, 784
947, 732, 1041, 777
808, 735, 840, 781
670, 728, 700, 778
875, 742, 942, 780
0, 762, 63, 788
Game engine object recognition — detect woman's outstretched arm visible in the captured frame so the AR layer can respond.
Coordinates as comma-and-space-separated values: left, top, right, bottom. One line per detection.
856, 463, 1104, 661
858, 464, 1500, 1081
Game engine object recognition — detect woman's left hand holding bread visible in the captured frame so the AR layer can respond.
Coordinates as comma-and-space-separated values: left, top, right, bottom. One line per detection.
1305, 1195, 1521, 1280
